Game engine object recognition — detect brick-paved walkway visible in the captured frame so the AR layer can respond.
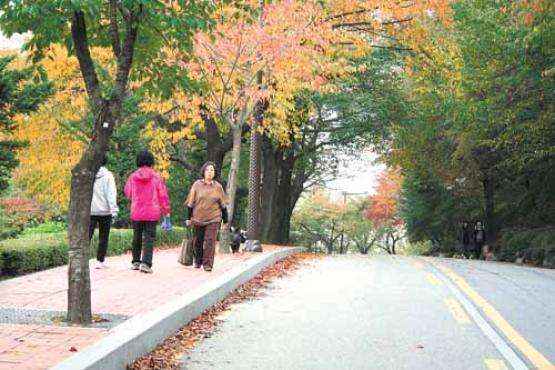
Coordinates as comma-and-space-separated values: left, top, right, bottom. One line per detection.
0, 246, 281, 370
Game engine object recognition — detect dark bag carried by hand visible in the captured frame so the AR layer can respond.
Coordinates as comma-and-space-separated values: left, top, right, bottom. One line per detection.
178, 228, 194, 266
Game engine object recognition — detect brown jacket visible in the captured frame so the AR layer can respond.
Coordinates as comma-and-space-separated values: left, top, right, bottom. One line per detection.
186, 180, 228, 225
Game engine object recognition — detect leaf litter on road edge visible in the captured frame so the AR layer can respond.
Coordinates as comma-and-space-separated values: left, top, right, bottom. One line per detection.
129, 252, 320, 370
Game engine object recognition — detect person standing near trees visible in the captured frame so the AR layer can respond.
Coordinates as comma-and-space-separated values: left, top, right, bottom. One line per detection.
89, 155, 119, 269
124, 150, 171, 273
474, 221, 486, 259
185, 162, 229, 271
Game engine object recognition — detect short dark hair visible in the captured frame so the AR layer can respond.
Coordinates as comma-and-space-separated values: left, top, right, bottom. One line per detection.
200, 161, 216, 179
100, 154, 108, 167
137, 150, 155, 167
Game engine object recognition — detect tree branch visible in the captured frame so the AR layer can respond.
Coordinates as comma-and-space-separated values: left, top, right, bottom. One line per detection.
71, 11, 101, 103
109, 0, 121, 58
115, 5, 141, 95
169, 155, 196, 171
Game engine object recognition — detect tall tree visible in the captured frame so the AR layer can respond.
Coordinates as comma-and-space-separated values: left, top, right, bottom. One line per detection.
0, 0, 212, 324
0, 54, 52, 194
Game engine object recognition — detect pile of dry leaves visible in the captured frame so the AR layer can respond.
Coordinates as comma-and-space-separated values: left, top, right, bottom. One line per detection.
129, 252, 318, 370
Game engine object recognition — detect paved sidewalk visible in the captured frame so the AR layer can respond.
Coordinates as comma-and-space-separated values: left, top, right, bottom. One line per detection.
0, 246, 281, 370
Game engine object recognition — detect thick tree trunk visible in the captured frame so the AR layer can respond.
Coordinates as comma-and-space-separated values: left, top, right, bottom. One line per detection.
246, 65, 266, 243
67, 8, 136, 324
246, 129, 262, 240
260, 137, 279, 240
259, 142, 304, 245
67, 101, 117, 324
220, 113, 244, 253
202, 113, 226, 179
266, 175, 293, 244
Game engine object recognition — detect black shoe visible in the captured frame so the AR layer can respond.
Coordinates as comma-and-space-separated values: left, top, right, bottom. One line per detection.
194, 264, 201, 268
204, 266, 212, 272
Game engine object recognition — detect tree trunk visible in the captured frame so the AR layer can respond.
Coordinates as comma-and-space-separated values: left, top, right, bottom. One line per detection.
67, 101, 117, 324
246, 94, 264, 241
219, 111, 245, 253
202, 112, 226, 179
67, 8, 136, 324
260, 137, 279, 240
483, 175, 496, 246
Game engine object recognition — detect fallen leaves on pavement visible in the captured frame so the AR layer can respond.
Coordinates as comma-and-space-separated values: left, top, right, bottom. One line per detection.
130, 252, 318, 370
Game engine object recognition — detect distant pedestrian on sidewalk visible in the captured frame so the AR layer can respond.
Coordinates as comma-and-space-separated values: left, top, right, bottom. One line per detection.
125, 150, 171, 273
90, 155, 119, 269
185, 162, 229, 271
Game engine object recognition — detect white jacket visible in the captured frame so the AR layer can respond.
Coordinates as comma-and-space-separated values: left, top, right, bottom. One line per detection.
91, 167, 119, 216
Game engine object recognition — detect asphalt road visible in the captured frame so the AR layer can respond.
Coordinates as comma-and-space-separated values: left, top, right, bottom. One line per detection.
180, 255, 555, 370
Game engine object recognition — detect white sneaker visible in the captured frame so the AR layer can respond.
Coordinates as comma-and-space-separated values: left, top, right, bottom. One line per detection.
139, 263, 153, 274
95, 261, 108, 269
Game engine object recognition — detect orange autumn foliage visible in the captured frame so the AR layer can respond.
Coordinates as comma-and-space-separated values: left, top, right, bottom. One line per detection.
364, 169, 403, 228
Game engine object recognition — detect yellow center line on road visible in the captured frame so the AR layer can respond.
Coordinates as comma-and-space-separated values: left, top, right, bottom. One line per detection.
431, 260, 554, 370
444, 298, 471, 324
484, 358, 509, 370
426, 272, 442, 286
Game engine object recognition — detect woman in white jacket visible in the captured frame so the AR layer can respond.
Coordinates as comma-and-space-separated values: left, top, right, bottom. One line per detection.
90, 156, 119, 269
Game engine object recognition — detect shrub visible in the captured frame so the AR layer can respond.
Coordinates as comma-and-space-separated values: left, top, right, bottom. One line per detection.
497, 227, 555, 268
0, 227, 188, 277
20, 221, 67, 236
0, 197, 47, 239
0, 206, 19, 240
402, 240, 433, 256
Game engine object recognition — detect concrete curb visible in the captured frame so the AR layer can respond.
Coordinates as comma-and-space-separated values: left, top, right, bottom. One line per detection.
52, 247, 304, 370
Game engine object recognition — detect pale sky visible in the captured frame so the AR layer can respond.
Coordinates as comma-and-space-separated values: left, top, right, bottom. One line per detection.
0, 31, 27, 50
325, 150, 386, 196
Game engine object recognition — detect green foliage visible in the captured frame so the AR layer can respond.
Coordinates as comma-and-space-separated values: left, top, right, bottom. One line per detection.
400, 171, 480, 249
166, 163, 194, 225
402, 240, 433, 256
107, 96, 151, 224
0, 55, 53, 193
0, 226, 188, 276
19, 221, 67, 236
356, 0, 554, 257
0, 206, 18, 240
342, 200, 377, 254
0, 1, 214, 95
497, 228, 555, 266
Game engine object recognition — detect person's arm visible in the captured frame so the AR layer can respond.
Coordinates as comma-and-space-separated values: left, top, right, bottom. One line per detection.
185, 183, 196, 226
156, 177, 171, 216
217, 184, 229, 224
106, 174, 119, 217
124, 175, 132, 200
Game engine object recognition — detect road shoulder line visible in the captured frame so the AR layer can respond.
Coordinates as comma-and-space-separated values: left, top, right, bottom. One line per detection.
426, 259, 529, 370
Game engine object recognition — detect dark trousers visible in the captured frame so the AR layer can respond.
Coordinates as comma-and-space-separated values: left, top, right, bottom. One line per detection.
89, 215, 112, 262
132, 221, 157, 267
193, 223, 219, 269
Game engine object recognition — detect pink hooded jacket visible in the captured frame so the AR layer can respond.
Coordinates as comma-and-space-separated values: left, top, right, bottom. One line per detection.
124, 167, 170, 221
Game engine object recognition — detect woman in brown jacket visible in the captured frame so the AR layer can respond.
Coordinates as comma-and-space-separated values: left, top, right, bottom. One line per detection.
185, 162, 229, 271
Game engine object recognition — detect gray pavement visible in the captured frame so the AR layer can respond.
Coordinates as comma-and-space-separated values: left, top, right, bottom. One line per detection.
180, 255, 538, 370
432, 257, 555, 365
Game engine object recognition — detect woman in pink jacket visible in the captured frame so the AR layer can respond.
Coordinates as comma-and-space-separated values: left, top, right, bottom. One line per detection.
124, 150, 170, 273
